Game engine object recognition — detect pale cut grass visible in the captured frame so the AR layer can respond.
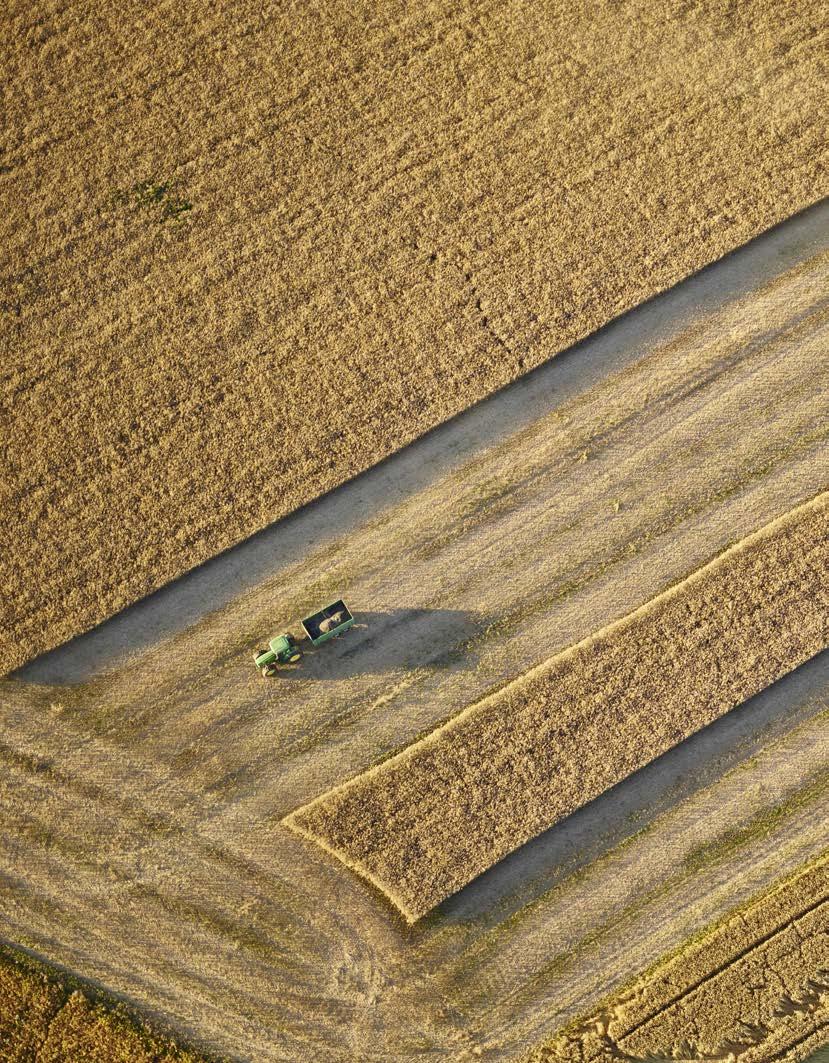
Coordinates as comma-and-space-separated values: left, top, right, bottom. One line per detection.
286, 493, 829, 921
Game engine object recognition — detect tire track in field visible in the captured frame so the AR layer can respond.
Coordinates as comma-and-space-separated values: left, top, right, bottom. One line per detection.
525, 859, 829, 1063
1, 226, 828, 1058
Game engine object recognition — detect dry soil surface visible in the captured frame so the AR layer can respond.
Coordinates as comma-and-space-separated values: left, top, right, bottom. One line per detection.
2, 0, 827, 672
1, 221, 827, 1058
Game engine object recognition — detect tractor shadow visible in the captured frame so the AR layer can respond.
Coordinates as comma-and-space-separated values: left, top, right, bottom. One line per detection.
272, 608, 488, 680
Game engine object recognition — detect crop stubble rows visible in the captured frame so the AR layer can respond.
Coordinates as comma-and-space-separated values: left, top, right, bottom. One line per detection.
61, 247, 829, 810
1, 0, 827, 671
526, 854, 829, 1063
0, 237, 827, 1055
287, 493, 829, 921
0, 544, 826, 1058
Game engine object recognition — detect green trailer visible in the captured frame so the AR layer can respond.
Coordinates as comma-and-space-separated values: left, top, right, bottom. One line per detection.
300, 599, 354, 646
253, 599, 354, 677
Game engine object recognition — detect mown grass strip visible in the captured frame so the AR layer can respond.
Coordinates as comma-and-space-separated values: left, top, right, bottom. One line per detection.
285, 493, 829, 922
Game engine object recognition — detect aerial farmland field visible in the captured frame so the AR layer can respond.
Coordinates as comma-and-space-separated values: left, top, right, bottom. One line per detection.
1, 0, 828, 1060
2, 0, 828, 672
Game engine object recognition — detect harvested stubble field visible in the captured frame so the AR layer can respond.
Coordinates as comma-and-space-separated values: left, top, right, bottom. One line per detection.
0, 943, 210, 1063
1, 0, 827, 672
286, 492, 829, 922
1, 216, 829, 1058
525, 853, 829, 1063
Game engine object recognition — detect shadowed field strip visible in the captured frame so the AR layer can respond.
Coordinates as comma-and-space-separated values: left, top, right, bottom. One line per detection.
286, 492, 829, 922
525, 853, 829, 1063
2, 0, 827, 672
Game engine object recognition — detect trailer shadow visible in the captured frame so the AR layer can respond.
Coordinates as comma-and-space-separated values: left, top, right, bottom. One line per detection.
272, 607, 489, 680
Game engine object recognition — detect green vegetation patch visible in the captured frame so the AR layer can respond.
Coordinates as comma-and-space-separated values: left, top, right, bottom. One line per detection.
110, 178, 193, 222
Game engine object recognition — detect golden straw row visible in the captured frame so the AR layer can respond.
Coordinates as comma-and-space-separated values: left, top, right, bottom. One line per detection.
286, 492, 829, 921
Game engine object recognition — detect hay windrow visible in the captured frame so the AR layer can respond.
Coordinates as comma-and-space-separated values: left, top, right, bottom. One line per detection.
285, 493, 829, 921
2, 0, 827, 672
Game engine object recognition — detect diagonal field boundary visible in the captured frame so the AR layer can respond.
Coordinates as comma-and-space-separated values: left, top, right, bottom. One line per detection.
3, 1, 828, 674
285, 492, 829, 922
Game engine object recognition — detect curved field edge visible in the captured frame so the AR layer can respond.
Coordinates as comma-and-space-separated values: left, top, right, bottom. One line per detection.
284, 491, 829, 921
0, 939, 219, 1063
2, 0, 827, 674
521, 851, 829, 1063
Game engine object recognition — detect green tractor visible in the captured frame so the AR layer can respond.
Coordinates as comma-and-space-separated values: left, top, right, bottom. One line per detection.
253, 600, 354, 677
253, 634, 303, 677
